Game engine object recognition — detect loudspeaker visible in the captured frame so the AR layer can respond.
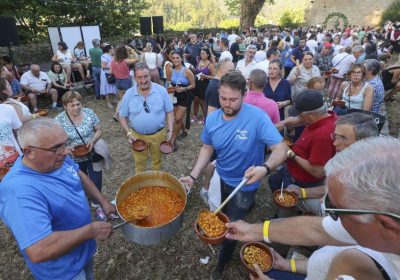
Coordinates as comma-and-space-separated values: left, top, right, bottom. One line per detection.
139, 17, 152, 36
152, 16, 164, 34
0, 16, 20, 47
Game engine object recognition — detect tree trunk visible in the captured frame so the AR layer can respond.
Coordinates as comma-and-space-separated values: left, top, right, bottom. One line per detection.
240, 0, 266, 31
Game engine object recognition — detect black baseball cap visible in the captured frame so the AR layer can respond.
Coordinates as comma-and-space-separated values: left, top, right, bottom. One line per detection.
289, 90, 324, 116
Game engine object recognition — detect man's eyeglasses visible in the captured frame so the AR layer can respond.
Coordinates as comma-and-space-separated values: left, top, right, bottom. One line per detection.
330, 133, 352, 142
143, 100, 150, 113
322, 194, 400, 221
28, 142, 69, 154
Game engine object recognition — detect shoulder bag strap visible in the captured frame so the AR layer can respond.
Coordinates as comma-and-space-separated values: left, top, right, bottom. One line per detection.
65, 111, 87, 145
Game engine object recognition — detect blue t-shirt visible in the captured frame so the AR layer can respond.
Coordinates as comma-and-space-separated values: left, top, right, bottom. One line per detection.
0, 156, 95, 280
119, 83, 173, 134
201, 103, 282, 191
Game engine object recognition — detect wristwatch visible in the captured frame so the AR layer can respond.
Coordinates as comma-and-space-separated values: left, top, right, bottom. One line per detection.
261, 163, 272, 175
287, 150, 297, 160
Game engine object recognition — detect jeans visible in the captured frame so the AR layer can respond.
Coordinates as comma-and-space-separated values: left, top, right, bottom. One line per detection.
78, 160, 102, 197
267, 269, 305, 280
116, 78, 132, 90
92, 66, 101, 98
72, 258, 94, 280
218, 179, 257, 265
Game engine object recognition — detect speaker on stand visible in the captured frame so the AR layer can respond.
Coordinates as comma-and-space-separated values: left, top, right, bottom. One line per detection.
139, 17, 152, 36
0, 16, 21, 71
152, 16, 164, 34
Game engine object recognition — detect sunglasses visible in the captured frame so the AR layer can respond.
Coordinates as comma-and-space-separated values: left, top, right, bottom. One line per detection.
322, 194, 400, 221
143, 100, 150, 113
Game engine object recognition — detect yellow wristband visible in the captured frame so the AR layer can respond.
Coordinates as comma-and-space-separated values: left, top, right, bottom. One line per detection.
263, 220, 271, 243
290, 259, 297, 273
127, 131, 133, 137
300, 188, 307, 199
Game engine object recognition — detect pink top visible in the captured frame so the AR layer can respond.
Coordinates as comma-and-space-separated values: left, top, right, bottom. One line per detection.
244, 91, 280, 124
111, 59, 130, 79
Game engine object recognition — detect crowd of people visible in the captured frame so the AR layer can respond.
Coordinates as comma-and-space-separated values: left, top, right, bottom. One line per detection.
0, 20, 400, 280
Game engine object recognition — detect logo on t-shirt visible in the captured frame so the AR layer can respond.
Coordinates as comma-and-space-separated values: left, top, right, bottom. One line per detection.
67, 165, 79, 178
235, 129, 248, 140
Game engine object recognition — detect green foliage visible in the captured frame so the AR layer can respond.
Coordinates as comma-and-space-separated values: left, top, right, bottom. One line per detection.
0, 0, 148, 43
145, 0, 226, 31
224, 0, 241, 16
279, 8, 305, 28
219, 19, 240, 29
323, 13, 348, 29
380, 0, 400, 26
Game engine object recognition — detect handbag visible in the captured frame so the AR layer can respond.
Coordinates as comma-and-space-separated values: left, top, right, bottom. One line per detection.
105, 73, 116, 84
65, 111, 104, 163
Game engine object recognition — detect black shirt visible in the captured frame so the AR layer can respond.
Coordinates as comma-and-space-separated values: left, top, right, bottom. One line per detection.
204, 78, 220, 119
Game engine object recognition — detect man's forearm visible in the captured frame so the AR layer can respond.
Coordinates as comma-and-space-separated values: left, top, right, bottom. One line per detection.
303, 185, 326, 199
266, 142, 288, 170
269, 216, 346, 246
25, 224, 93, 263
119, 117, 131, 134
292, 156, 325, 179
167, 111, 174, 132
190, 145, 214, 179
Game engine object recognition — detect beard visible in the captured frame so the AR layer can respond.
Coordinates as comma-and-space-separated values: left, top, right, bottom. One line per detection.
222, 107, 240, 117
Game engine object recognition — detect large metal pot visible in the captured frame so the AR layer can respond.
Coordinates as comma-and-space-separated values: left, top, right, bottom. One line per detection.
115, 171, 187, 245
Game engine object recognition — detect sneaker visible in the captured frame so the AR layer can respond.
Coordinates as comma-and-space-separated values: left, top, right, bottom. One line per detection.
200, 187, 209, 204
198, 118, 204, 125
191, 116, 198, 123
210, 263, 225, 280
177, 131, 188, 140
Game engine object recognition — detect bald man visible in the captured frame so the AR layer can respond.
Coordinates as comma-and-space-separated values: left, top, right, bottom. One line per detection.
20, 64, 60, 112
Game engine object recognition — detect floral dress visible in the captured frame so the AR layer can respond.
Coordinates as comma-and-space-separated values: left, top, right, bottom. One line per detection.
54, 108, 99, 162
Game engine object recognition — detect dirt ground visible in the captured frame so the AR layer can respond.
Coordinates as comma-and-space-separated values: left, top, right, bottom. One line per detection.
0, 84, 399, 280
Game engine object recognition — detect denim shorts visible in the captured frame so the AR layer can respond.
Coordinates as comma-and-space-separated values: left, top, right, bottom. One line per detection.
116, 78, 133, 90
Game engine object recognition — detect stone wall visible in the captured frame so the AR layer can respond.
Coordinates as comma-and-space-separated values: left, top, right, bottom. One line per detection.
305, 0, 393, 26
0, 42, 53, 66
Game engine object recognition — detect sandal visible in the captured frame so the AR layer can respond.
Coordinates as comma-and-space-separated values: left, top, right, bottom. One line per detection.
177, 131, 188, 140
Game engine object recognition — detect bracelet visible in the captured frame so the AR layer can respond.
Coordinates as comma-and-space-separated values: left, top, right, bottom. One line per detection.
300, 188, 307, 199
127, 131, 133, 137
261, 163, 271, 175
290, 259, 297, 273
263, 220, 271, 243
189, 174, 197, 182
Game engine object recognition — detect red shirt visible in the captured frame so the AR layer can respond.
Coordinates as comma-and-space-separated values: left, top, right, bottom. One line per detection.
288, 112, 337, 183
110, 59, 130, 79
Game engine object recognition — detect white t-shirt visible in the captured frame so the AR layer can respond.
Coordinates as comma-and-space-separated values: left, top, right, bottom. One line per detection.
227, 33, 239, 48
236, 59, 257, 80
254, 50, 266, 63
20, 71, 51, 92
219, 51, 233, 62
0, 104, 22, 159
332, 52, 356, 78
255, 59, 269, 76
306, 39, 319, 55
143, 52, 158, 69
56, 49, 73, 64
322, 216, 400, 280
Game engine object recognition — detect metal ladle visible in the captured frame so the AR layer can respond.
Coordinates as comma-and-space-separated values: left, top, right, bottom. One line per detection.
113, 206, 150, 229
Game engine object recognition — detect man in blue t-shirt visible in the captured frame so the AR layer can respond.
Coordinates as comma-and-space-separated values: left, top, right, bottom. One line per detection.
0, 118, 116, 280
180, 71, 288, 280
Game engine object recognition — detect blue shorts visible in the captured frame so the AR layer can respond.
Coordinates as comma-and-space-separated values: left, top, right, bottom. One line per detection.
116, 78, 133, 90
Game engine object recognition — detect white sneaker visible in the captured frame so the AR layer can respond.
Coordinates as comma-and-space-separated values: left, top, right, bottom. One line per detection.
200, 187, 209, 204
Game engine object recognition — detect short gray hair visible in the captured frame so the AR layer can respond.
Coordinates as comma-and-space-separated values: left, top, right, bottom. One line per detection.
363, 59, 381, 75
249, 69, 267, 89
92, 39, 100, 47
18, 118, 61, 148
325, 137, 400, 221
352, 45, 364, 53
336, 112, 378, 140
133, 62, 150, 75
